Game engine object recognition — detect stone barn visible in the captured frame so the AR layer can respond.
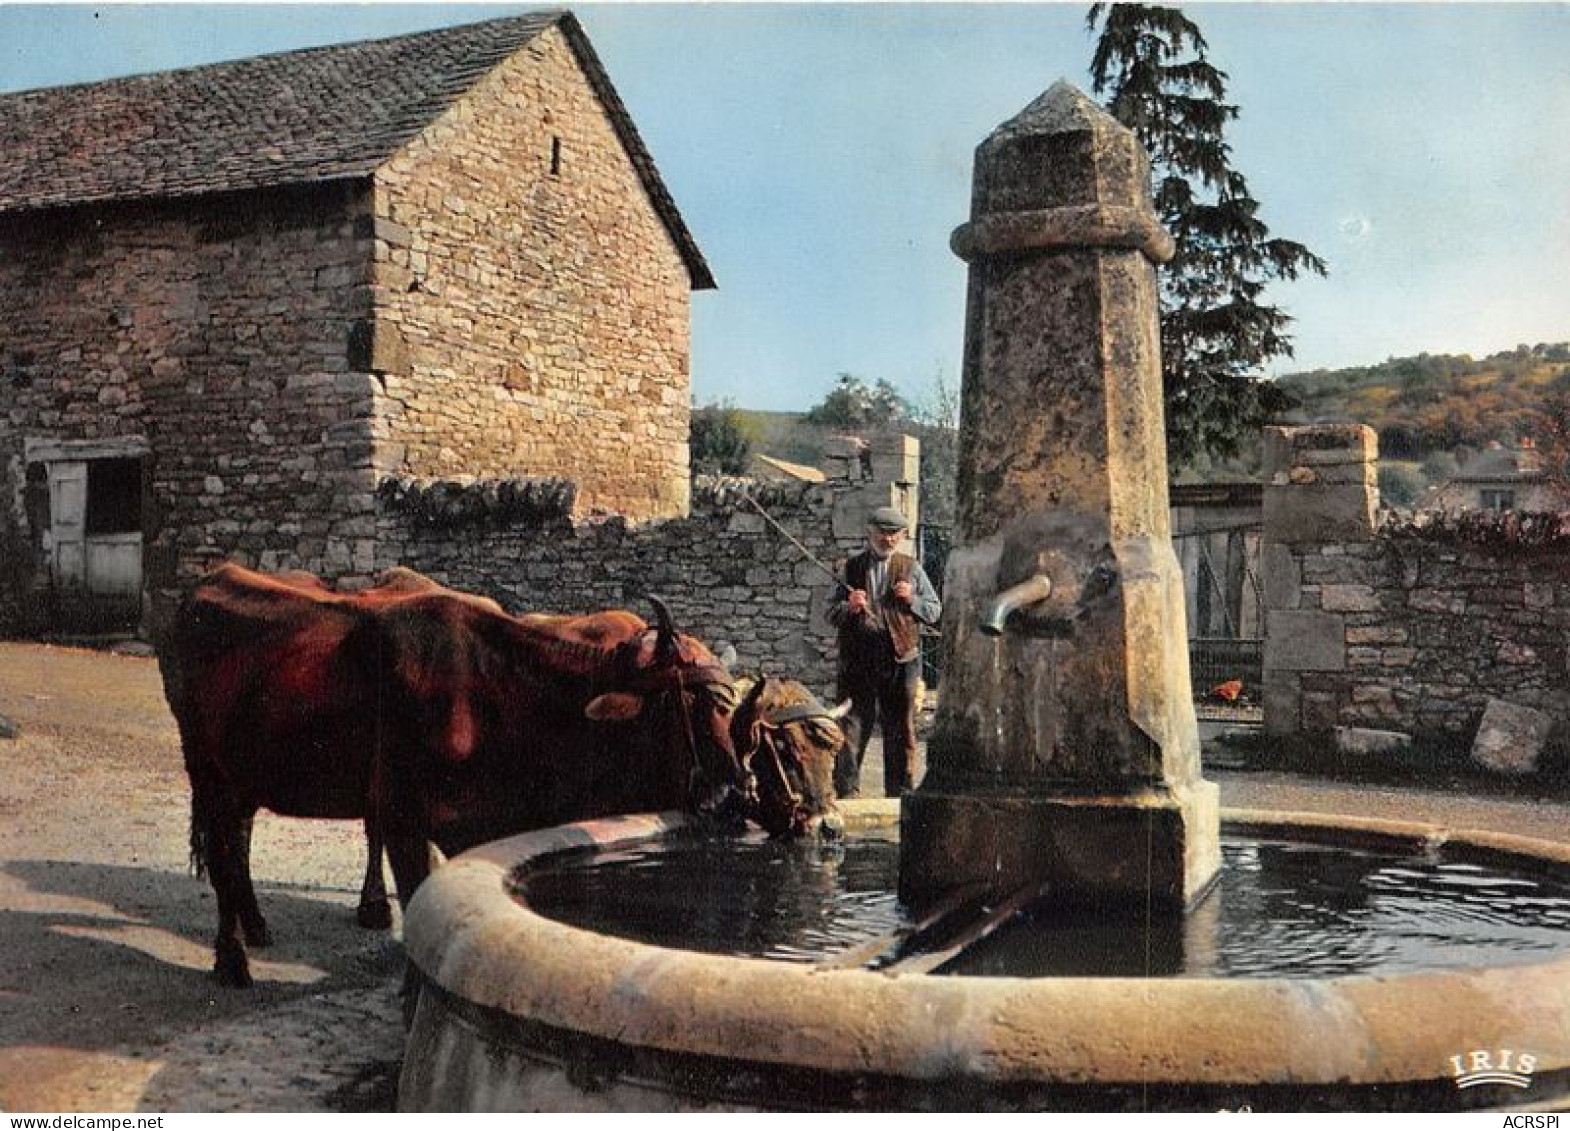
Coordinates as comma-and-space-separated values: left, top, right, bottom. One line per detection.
0, 11, 712, 634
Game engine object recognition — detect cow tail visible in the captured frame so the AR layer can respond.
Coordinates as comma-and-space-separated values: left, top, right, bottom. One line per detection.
188, 783, 211, 880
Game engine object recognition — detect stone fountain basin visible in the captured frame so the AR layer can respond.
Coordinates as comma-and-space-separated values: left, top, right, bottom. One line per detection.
398, 801, 1570, 1112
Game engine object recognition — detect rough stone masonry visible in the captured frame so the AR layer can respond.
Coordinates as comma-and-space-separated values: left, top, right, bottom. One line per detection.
0, 16, 706, 636
376, 432, 923, 697
1263, 421, 1570, 752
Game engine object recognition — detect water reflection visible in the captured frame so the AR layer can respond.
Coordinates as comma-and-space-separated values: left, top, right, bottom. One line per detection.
517, 834, 1570, 979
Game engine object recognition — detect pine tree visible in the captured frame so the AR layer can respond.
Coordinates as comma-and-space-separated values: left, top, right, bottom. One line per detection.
1087, 4, 1327, 467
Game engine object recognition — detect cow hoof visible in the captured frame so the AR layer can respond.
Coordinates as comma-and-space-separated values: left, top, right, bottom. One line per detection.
213, 947, 253, 989
356, 900, 394, 931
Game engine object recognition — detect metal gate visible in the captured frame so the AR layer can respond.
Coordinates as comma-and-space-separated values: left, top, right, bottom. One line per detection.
1172, 517, 1264, 704
916, 521, 951, 691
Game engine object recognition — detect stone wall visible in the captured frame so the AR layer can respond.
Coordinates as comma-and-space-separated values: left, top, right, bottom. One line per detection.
0, 185, 379, 627
369, 24, 694, 525
1262, 423, 1570, 742
376, 434, 922, 694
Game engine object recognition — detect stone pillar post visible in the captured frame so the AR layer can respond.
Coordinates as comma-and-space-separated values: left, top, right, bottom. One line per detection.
899, 82, 1219, 911
1260, 423, 1379, 735
828, 432, 920, 546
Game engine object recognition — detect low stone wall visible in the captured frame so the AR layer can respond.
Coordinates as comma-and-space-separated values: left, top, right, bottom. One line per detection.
377, 478, 838, 689
1263, 424, 1570, 747
373, 435, 922, 696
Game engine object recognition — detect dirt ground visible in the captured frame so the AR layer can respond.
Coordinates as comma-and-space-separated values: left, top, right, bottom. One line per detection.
2, 641, 1568, 1113
0, 643, 404, 1113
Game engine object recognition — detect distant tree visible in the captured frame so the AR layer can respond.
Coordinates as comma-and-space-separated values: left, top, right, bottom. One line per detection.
1377, 463, 1425, 510
1087, 4, 1328, 469
689, 400, 754, 476
1378, 422, 1421, 459
803, 368, 959, 532
803, 373, 915, 434
1522, 389, 1570, 487
1419, 449, 1460, 483
910, 369, 961, 534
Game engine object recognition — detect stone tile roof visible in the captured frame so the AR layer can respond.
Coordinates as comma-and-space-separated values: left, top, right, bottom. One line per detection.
0, 10, 713, 289
753, 453, 827, 483
1453, 444, 1545, 484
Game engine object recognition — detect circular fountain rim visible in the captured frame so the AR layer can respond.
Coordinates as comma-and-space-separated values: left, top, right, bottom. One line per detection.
402, 800, 1570, 1095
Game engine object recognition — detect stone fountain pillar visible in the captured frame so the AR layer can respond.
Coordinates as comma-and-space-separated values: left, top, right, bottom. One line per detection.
900, 82, 1220, 910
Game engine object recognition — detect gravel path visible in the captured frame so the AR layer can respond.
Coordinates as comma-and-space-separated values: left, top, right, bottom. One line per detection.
0, 641, 1565, 1112
0, 643, 403, 1113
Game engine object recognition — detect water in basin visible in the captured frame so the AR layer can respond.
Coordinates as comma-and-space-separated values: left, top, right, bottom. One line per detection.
517, 830, 1570, 978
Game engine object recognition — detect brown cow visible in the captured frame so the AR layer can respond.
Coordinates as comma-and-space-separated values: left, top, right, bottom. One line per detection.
173, 566, 448, 931
161, 563, 755, 988
349, 670, 850, 926
729, 675, 847, 841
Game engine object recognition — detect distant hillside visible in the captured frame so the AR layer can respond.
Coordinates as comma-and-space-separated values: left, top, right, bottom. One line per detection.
721, 342, 1570, 501
1277, 342, 1570, 458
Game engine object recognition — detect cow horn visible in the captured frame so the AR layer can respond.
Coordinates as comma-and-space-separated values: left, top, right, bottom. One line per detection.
734, 673, 771, 739
647, 593, 678, 664
741, 672, 769, 712
828, 698, 854, 721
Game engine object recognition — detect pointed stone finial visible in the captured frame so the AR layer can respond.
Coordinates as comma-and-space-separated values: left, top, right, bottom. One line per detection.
989, 79, 1117, 142
954, 79, 1174, 264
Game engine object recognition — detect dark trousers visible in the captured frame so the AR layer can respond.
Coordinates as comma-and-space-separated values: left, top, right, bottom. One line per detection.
834, 657, 920, 798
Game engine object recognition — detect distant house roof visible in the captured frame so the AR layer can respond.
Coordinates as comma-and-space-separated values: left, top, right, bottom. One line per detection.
1452, 443, 1545, 484
0, 11, 714, 289
1418, 441, 1570, 513
752, 453, 827, 483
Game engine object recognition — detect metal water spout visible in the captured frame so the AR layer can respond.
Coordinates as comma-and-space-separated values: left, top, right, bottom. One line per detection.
977, 574, 1052, 637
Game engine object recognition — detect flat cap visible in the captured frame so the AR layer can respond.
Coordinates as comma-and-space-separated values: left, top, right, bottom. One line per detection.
867, 506, 909, 532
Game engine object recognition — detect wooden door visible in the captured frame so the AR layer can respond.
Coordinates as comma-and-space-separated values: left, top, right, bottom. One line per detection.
86, 533, 143, 597
47, 460, 87, 590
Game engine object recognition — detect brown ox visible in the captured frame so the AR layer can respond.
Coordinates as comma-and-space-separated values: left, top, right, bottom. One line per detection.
729, 674, 846, 841
161, 563, 759, 988
348, 669, 850, 925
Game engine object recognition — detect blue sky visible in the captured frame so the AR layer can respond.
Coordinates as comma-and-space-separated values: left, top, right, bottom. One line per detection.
2, 4, 1567, 413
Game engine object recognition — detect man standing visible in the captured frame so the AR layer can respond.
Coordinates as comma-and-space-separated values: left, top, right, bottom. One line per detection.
827, 506, 942, 797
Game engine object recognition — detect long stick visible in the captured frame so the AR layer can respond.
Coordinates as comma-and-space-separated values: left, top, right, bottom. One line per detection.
878, 882, 1048, 977
739, 491, 843, 584
814, 880, 989, 972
